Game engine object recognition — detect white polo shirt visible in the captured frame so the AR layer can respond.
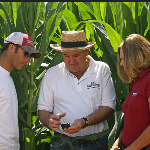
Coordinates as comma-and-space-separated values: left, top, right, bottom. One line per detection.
0, 66, 19, 150
38, 55, 116, 137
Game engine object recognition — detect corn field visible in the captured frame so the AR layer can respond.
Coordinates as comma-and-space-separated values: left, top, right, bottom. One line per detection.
0, 2, 150, 150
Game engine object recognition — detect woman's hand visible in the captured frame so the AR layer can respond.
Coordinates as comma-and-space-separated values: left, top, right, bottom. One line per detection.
110, 145, 120, 150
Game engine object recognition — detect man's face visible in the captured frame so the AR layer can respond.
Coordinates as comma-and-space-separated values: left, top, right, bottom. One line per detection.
11, 45, 31, 70
62, 49, 89, 74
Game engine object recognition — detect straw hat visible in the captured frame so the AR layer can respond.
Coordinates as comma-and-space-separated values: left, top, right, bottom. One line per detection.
50, 30, 96, 52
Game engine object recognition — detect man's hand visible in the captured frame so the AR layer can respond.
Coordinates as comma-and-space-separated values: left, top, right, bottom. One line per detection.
38, 110, 66, 131
63, 118, 85, 134
48, 113, 66, 131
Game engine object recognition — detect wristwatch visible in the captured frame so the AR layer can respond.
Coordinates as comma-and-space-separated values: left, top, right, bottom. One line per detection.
81, 117, 88, 129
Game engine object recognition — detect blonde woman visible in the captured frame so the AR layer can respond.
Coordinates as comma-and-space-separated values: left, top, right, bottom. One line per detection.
111, 34, 150, 150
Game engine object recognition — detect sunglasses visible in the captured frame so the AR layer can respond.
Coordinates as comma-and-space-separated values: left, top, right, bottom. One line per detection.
24, 51, 31, 58
7, 42, 32, 58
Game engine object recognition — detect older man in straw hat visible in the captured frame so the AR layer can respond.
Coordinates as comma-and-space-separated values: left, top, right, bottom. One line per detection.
38, 30, 116, 150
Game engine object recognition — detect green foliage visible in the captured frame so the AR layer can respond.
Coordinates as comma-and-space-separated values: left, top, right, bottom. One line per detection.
0, 2, 150, 150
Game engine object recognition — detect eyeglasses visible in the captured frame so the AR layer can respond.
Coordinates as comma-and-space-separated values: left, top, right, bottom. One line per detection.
24, 51, 31, 58
7, 42, 32, 58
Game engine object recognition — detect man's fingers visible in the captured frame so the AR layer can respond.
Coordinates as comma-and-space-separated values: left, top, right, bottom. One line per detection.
49, 118, 61, 126
49, 112, 66, 126
50, 123, 60, 131
48, 118, 60, 130
63, 127, 80, 134
48, 113, 66, 130
50, 113, 66, 120
59, 112, 66, 118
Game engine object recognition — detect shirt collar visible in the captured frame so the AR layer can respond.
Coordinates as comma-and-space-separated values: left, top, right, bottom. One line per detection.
130, 66, 150, 90
0, 66, 10, 76
136, 66, 150, 79
87, 55, 97, 74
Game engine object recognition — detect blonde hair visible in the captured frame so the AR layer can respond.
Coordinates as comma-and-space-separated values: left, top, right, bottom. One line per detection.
117, 34, 150, 83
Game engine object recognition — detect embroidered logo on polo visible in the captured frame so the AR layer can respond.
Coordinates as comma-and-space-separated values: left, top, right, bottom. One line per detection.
132, 92, 137, 96
87, 82, 100, 89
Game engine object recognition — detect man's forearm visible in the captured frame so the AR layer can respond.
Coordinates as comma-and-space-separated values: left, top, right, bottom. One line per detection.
38, 110, 52, 128
87, 106, 114, 126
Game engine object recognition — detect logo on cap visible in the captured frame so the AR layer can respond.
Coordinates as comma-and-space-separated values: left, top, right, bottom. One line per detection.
27, 40, 34, 46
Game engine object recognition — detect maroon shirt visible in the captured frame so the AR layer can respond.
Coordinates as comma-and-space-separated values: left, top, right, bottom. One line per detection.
122, 66, 150, 146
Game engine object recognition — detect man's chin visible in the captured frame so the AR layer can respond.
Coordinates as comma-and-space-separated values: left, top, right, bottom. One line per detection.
69, 69, 78, 74
15, 67, 23, 71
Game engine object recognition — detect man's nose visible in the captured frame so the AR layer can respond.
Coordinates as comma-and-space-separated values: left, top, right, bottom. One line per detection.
69, 57, 75, 64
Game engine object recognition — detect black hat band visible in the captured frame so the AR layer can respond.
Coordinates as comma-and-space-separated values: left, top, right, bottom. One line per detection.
61, 41, 88, 48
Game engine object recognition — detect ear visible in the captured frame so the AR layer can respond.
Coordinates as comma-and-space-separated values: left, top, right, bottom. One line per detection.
8, 44, 15, 54
85, 49, 89, 56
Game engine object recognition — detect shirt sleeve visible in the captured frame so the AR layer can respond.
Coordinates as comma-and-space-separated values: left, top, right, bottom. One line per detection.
37, 70, 54, 112
100, 63, 116, 110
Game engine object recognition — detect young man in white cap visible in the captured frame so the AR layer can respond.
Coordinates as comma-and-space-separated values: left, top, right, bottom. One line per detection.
0, 32, 42, 150
38, 30, 116, 150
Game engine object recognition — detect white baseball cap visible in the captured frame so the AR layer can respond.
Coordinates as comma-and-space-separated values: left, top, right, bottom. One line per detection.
4, 32, 42, 59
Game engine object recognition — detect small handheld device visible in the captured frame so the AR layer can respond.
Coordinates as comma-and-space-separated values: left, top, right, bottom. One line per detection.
61, 123, 70, 129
